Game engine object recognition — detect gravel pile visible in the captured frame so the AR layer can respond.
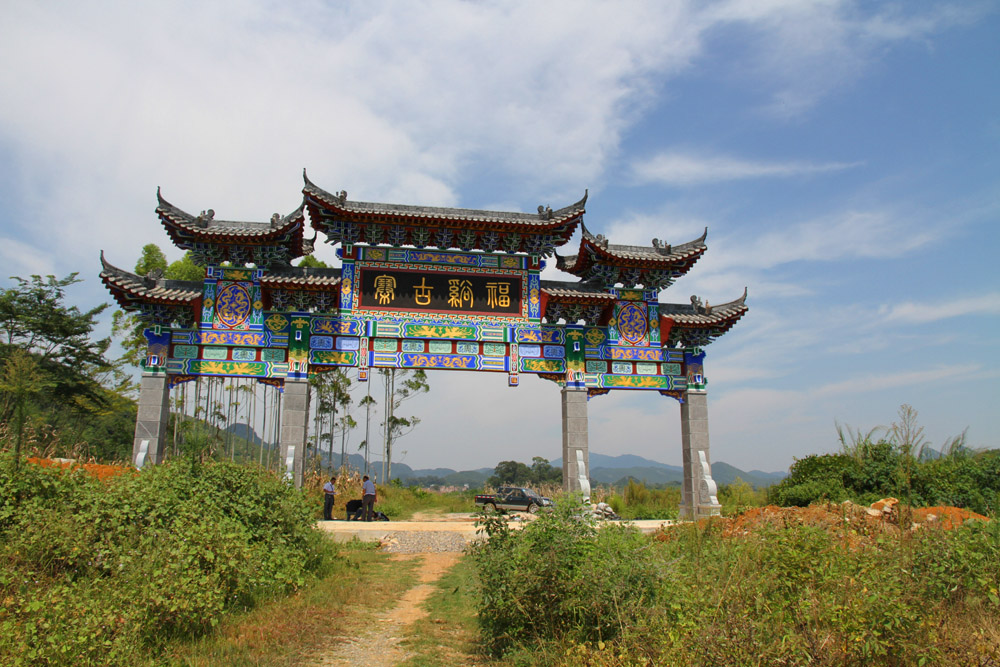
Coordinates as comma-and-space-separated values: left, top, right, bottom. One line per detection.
378, 530, 471, 554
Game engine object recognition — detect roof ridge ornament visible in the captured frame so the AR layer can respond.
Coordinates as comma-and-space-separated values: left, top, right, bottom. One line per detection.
651, 238, 671, 252
196, 209, 214, 228
537, 204, 554, 220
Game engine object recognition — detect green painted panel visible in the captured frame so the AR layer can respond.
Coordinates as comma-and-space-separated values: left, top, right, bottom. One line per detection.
483, 342, 506, 357
173, 345, 198, 359
428, 341, 453, 354
262, 349, 286, 362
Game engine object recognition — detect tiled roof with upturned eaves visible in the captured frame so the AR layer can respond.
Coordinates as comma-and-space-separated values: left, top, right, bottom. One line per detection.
99, 252, 203, 308
539, 280, 617, 302
303, 173, 587, 229
156, 188, 307, 246
259, 266, 342, 290
558, 224, 708, 273
659, 288, 748, 324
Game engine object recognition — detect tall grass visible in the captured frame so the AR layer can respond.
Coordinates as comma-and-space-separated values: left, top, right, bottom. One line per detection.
470, 503, 1000, 665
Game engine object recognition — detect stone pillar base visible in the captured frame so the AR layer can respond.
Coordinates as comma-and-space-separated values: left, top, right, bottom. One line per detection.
678, 390, 721, 520
279, 378, 309, 488
133, 372, 170, 468
561, 387, 590, 497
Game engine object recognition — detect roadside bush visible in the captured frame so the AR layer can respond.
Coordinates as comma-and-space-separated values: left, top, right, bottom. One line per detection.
469, 497, 660, 658
515, 517, 999, 666
0, 455, 335, 665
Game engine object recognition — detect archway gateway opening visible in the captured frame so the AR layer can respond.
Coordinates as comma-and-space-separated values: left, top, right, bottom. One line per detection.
101, 174, 748, 519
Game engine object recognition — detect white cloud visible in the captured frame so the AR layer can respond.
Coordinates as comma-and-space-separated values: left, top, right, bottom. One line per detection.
0, 237, 55, 278
700, 0, 986, 117
813, 364, 981, 398
880, 293, 1000, 324
632, 152, 862, 186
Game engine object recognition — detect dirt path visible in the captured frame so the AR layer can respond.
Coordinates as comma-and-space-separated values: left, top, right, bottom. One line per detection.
308, 552, 462, 667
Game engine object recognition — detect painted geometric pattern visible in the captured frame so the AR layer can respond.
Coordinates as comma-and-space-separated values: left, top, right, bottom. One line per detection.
520, 358, 565, 373
361, 246, 527, 269
310, 350, 359, 366
165, 358, 287, 378
597, 375, 686, 390
615, 301, 648, 346
527, 273, 541, 319
363, 351, 510, 372
339, 263, 355, 311
516, 327, 563, 344
312, 316, 364, 336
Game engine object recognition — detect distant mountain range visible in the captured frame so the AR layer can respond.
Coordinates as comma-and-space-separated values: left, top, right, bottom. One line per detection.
224, 423, 787, 488
551, 453, 787, 488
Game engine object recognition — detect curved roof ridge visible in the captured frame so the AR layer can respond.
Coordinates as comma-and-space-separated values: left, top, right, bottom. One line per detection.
156, 190, 305, 232
98, 252, 203, 306
304, 177, 587, 224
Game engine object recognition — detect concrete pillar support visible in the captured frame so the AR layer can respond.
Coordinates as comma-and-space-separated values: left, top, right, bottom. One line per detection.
561, 386, 591, 497
133, 372, 170, 468
678, 389, 721, 520
279, 378, 310, 488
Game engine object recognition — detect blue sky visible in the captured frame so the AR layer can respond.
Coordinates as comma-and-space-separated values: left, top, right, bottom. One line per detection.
1, 1, 997, 473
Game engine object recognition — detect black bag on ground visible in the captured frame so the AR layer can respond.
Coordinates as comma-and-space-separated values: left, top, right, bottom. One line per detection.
345, 499, 363, 520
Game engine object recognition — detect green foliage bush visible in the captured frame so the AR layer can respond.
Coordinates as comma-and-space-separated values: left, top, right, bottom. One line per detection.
770, 440, 1000, 515
470, 508, 1000, 665
0, 455, 335, 666
469, 497, 661, 658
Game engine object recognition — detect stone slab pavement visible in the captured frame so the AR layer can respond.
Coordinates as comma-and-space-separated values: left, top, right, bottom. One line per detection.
315, 514, 676, 547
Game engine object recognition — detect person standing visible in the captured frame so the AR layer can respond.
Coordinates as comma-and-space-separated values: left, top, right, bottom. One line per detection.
361, 474, 376, 522
323, 475, 337, 521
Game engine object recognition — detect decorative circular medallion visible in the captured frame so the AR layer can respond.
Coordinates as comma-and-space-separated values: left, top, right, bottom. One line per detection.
617, 302, 647, 345
215, 283, 252, 328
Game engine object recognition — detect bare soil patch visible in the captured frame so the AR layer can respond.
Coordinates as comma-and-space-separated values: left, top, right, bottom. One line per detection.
307, 552, 462, 667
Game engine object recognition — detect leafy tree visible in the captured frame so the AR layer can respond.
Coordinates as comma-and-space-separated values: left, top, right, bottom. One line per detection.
166, 252, 205, 281
0, 274, 132, 461
0, 350, 53, 469
112, 245, 203, 368
134, 243, 168, 276
296, 254, 331, 269
529, 456, 561, 485
358, 391, 377, 473
488, 459, 532, 487
488, 457, 561, 488
379, 368, 429, 481
0, 274, 110, 405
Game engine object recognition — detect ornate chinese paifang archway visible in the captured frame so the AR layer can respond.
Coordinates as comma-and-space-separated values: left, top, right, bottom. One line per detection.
101, 172, 748, 519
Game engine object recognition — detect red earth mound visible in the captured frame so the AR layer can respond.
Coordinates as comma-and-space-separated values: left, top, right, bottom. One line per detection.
26, 457, 131, 482
682, 500, 989, 541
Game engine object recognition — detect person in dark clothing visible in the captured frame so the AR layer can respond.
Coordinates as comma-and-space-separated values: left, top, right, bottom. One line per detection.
322, 475, 337, 521
361, 475, 377, 522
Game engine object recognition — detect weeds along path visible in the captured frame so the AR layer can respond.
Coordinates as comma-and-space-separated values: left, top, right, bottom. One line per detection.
308, 552, 462, 667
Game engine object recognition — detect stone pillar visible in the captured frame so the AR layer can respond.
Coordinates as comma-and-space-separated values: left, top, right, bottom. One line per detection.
678, 389, 721, 519
561, 386, 591, 497
133, 372, 170, 468
279, 378, 309, 487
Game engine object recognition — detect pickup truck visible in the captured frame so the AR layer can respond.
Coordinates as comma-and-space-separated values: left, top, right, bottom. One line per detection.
475, 486, 552, 514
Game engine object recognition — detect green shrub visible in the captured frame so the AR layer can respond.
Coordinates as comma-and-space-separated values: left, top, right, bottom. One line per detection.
469, 497, 660, 658
0, 455, 335, 666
